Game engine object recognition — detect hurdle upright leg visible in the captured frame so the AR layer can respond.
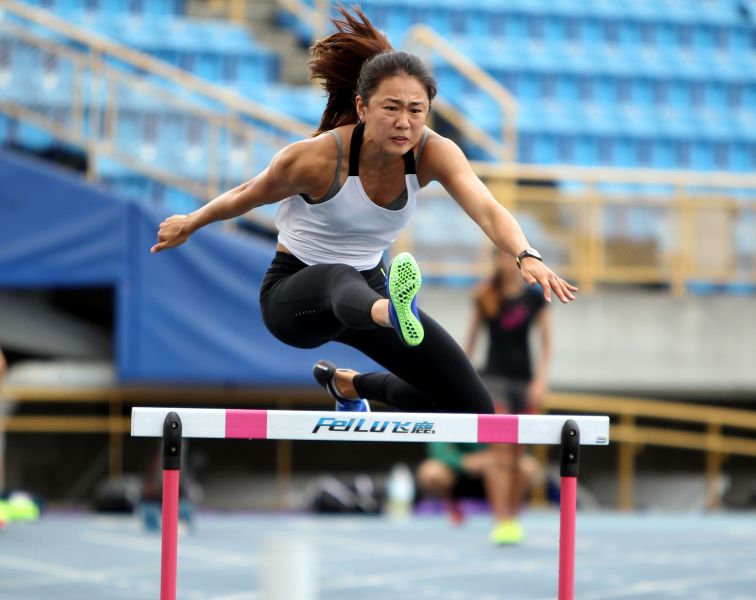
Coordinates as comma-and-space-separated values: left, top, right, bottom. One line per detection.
161, 412, 182, 600
558, 419, 580, 600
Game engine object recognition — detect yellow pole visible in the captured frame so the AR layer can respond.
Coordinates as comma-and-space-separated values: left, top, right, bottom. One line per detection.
617, 415, 637, 511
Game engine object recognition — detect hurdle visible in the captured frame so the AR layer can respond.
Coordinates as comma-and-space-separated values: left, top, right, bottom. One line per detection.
131, 408, 610, 600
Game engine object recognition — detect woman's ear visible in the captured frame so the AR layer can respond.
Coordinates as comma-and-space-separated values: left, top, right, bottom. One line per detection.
355, 95, 366, 123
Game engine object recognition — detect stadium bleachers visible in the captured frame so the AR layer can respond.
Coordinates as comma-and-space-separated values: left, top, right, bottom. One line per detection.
278, 0, 755, 170
0, 0, 754, 216
0, 0, 289, 210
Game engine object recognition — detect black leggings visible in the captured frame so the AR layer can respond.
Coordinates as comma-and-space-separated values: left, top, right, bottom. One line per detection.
260, 252, 493, 415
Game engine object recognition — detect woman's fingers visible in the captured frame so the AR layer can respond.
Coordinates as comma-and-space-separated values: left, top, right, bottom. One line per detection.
151, 242, 167, 253
526, 265, 578, 303
545, 274, 575, 303
553, 276, 577, 303
150, 215, 189, 254
539, 277, 553, 302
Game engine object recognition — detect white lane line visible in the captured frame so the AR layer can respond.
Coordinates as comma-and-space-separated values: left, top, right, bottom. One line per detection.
318, 557, 546, 591
0, 574, 69, 591
207, 592, 260, 600
576, 568, 756, 599
81, 531, 260, 567
0, 555, 111, 584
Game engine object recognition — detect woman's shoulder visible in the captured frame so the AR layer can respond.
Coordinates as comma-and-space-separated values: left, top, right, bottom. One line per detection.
295, 129, 344, 154
416, 127, 468, 184
473, 279, 498, 313
420, 127, 459, 154
524, 285, 548, 308
267, 130, 343, 195
472, 279, 490, 298
277, 130, 341, 171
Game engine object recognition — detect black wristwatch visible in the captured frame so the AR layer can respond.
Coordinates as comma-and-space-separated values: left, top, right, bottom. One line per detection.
516, 247, 543, 269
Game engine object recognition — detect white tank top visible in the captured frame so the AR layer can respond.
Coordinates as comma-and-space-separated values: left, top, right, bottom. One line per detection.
275, 124, 426, 271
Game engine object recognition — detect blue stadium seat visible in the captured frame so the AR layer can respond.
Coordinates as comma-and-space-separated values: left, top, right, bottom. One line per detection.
16, 120, 57, 150
94, 0, 130, 15
571, 134, 599, 164
13, 0, 756, 176
579, 103, 616, 136
650, 138, 677, 169
612, 136, 638, 168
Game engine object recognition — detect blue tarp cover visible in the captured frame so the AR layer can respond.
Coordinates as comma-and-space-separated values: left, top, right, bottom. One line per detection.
0, 149, 377, 385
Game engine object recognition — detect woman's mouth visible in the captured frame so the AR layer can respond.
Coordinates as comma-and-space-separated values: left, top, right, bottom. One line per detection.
390, 136, 409, 145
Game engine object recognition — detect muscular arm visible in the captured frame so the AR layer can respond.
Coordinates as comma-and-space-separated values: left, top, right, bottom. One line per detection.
422, 136, 530, 256
151, 135, 335, 253
421, 134, 577, 303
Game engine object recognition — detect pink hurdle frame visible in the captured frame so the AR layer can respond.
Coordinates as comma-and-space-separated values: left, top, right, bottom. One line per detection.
157, 412, 582, 600
160, 414, 182, 600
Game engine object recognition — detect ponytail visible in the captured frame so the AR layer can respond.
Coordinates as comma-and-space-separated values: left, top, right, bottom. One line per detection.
309, 6, 437, 135
309, 6, 392, 134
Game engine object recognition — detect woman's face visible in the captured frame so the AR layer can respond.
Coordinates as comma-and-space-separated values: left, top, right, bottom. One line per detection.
356, 74, 430, 155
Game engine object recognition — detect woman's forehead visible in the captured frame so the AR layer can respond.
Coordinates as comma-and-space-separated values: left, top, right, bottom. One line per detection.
371, 74, 429, 102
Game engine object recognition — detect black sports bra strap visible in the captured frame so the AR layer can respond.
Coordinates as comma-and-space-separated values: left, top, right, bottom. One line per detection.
402, 146, 416, 175
348, 123, 364, 176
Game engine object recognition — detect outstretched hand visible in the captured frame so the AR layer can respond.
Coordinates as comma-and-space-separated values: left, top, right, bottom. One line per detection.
151, 215, 192, 253
519, 257, 578, 303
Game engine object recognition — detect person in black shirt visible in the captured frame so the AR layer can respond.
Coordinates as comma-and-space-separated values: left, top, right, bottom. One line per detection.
416, 250, 551, 544
0, 348, 8, 528
466, 249, 551, 543
469, 250, 551, 414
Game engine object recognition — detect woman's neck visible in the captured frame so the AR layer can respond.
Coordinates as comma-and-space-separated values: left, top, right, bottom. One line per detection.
359, 128, 407, 171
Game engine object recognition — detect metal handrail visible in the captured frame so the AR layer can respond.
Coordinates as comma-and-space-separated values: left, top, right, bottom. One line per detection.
473, 161, 756, 189
2, 383, 754, 510
3, 1, 312, 136
404, 24, 518, 163
540, 392, 756, 510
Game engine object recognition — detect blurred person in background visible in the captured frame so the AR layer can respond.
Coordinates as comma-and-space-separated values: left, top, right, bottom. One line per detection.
416, 441, 541, 545
0, 348, 9, 527
151, 7, 575, 418
417, 250, 551, 544
0, 347, 41, 526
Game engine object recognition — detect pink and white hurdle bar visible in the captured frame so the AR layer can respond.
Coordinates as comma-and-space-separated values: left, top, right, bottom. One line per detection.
131, 408, 610, 600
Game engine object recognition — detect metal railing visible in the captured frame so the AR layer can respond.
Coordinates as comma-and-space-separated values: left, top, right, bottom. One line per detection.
404, 24, 518, 163
540, 393, 756, 511
2, 2, 754, 295
0, 1, 310, 207
2, 383, 754, 510
268, 1, 519, 162
402, 169, 756, 295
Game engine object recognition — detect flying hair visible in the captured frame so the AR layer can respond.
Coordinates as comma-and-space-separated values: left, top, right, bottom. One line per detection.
309, 5, 437, 135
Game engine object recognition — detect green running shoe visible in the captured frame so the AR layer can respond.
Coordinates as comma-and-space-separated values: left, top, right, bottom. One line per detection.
490, 518, 525, 545
6, 493, 40, 523
387, 252, 424, 347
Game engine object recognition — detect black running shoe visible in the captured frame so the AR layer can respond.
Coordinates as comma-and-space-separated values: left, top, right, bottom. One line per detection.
312, 360, 370, 412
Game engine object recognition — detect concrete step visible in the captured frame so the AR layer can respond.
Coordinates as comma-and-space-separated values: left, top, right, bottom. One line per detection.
185, 0, 311, 85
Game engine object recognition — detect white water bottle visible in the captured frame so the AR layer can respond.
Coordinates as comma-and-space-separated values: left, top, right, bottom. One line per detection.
386, 463, 415, 520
